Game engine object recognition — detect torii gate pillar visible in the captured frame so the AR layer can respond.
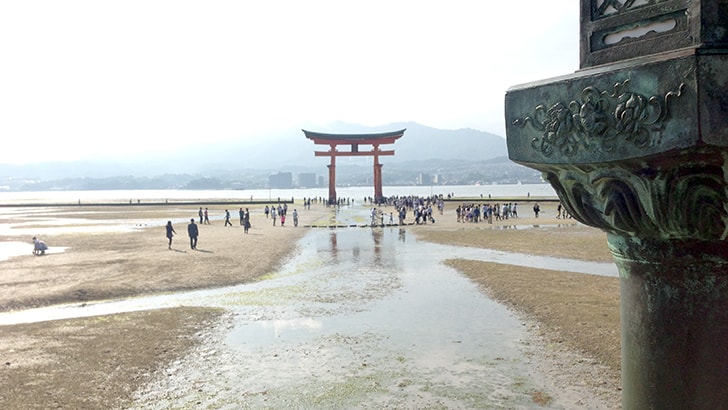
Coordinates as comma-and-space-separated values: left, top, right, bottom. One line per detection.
373, 156, 383, 200
327, 159, 336, 205
506, 1, 728, 407
304, 129, 405, 204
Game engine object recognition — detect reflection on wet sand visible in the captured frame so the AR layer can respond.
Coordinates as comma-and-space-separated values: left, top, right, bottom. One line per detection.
131, 221, 547, 408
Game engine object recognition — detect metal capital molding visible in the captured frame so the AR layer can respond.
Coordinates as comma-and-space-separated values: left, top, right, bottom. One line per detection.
537, 152, 728, 241
506, 51, 728, 240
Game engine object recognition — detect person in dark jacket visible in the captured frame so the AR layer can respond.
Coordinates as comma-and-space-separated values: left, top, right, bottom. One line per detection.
187, 218, 199, 250
165, 221, 176, 249
224, 209, 233, 227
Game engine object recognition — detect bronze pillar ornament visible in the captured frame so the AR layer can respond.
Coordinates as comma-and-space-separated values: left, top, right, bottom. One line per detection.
505, 1, 728, 408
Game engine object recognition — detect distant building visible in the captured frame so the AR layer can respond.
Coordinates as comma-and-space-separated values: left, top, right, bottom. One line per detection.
298, 173, 317, 188
417, 173, 432, 186
269, 172, 293, 189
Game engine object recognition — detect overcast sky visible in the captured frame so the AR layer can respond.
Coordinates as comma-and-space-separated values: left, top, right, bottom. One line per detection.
1, 1, 579, 165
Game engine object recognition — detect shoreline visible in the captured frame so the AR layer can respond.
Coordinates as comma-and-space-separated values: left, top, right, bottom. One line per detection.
0, 196, 561, 207
0, 199, 292, 208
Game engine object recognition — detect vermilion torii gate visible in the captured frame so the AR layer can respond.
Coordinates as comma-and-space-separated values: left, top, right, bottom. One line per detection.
303, 129, 406, 204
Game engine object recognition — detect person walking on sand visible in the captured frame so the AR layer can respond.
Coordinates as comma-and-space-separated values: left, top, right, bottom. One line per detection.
533, 203, 541, 218
292, 209, 299, 227
243, 208, 251, 233
204, 208, 210, 224
224, 209, 233, 227
280, 212, 286, 227
271, 207, 277, 226
187, 218, 199, 250
239, 207, 244, 226
165, 221, 176, 249
198, 207, 204, 224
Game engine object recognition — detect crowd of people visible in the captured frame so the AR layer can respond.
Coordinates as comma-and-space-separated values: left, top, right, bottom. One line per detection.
164, 203, 306, 250
556, 203, 571, 219
362, 195, 565, 227
363, 195, 444, 226
32, 197, 571, 254
161, 196, 570, 250
165, 206, 262, 250
456, 202, 519, 223
165, 195, 449, 249
454, 201, 570, 223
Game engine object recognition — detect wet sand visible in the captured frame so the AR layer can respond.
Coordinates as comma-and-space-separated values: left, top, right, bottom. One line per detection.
0, 204, 319, 311
0, 200, 621, 408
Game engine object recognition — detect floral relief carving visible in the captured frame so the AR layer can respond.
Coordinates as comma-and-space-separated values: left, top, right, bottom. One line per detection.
513, 80, 685, 158
541, 159, 728, 240
596, 0, 667, 17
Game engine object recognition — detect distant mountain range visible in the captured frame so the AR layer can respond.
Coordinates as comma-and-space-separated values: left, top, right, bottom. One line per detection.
0, 122, 507, 177
134, 121, 510, 176
0, 122, 545, 191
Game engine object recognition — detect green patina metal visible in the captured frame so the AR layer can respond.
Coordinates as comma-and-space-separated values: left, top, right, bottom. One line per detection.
505, 1, 728, 408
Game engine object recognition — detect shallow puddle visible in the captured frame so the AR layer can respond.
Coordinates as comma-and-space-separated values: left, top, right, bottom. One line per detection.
131, 222, 550, 408
0, 241, 68, 261
0, 206, 184, 238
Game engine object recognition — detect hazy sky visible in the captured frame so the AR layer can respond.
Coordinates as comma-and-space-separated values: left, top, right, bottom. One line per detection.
1, 1, 579, 165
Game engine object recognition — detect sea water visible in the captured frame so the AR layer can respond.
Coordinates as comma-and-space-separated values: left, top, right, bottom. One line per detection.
0, 184, 557, 204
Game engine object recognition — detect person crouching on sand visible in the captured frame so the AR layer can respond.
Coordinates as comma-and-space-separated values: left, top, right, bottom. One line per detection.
32, 236, 48, 255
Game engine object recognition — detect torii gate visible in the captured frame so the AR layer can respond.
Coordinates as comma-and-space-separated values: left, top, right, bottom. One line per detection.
303, 129, 406, 204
